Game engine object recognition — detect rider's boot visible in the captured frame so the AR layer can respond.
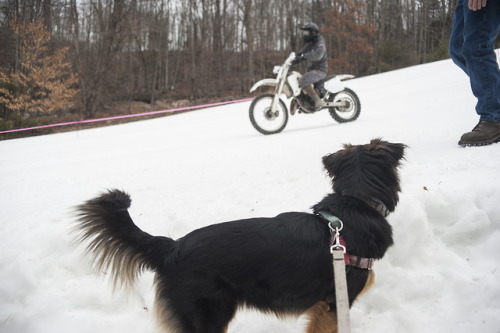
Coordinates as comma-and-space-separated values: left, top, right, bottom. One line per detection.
303, 84, 325, 111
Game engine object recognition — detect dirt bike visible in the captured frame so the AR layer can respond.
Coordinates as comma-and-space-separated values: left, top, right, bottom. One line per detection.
249, 52, 361, 135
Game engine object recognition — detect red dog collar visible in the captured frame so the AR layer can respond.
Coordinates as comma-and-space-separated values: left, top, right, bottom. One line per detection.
330, 236, 375, 270
319, 210, 376, 270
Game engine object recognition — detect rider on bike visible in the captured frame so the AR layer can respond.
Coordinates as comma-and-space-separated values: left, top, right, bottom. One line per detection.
292, 22, 328, 111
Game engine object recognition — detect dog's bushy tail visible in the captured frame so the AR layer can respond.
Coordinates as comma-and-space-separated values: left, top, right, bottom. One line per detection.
74, 189, 175, 290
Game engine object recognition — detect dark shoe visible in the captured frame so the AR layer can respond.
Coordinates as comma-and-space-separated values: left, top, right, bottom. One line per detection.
458, 120, 500, 147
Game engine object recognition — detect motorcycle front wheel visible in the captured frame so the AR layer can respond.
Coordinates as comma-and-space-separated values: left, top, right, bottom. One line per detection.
328, 88, 361, 123
249, 93, 288, 135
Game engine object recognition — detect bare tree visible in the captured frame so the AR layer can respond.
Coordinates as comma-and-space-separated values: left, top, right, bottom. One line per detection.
1, 0, 476, 124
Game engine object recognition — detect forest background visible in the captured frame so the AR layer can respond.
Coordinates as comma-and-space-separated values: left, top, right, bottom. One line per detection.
0, 0, 496, 137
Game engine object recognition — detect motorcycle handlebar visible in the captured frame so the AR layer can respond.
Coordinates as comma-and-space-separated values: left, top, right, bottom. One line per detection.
285, 52, 296, 66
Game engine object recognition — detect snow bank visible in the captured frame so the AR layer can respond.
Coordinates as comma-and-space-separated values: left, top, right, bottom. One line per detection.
1, 57, 499, 332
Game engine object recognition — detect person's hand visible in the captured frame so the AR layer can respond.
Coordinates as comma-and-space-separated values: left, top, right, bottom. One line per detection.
291, 53, 305, 66
468, 0, 487, 11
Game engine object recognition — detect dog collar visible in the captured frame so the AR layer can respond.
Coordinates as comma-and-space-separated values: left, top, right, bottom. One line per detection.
332, 238, 375, 270
317, 210, 375, 270
341, 191, 389, 217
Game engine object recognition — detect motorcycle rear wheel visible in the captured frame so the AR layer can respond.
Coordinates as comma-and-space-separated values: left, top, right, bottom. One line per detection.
249, 93, 289, 135
328, 88, 361, 123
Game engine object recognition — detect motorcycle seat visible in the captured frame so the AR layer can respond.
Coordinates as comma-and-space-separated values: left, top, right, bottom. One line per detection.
314, 75, 335, 88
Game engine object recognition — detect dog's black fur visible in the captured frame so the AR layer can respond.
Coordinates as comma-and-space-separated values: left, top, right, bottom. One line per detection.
75, 138, 406, 333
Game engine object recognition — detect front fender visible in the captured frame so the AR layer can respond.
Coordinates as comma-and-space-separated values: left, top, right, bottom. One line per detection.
250, 78, 279, 93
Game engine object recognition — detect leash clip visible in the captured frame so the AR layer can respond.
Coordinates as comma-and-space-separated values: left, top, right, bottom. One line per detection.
329, 220, 346, 254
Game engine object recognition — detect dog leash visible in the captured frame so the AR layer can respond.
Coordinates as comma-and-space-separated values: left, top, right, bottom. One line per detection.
328, 215, 352, 333
317, 210, 352, 333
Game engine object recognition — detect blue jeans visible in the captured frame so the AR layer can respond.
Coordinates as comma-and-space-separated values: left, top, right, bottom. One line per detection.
449, 0, 500, 122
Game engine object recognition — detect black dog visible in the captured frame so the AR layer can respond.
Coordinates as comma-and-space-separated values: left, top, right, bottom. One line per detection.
74, 138, 405, 333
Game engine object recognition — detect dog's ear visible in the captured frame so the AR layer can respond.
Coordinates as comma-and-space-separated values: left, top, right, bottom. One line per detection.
387, 142, 406, 162
369, 138, 406, 164
322, 144, 352, 178
322, 152, 337, 178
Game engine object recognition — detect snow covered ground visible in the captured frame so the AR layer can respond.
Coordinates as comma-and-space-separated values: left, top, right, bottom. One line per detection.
1, 56, 499, 333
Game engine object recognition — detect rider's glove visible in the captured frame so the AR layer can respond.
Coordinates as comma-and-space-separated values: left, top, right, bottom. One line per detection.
291, 53, 305, 66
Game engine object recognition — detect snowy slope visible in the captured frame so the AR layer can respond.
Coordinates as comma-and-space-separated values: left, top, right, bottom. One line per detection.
1, 57, 499, 333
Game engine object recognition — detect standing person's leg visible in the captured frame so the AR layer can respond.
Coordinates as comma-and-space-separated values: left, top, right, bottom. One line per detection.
450, 0, 468, 74
458, 0, 500, 146
462, 0, 500, 122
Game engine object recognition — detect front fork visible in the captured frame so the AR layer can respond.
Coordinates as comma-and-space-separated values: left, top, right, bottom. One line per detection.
270, 67, 290, 114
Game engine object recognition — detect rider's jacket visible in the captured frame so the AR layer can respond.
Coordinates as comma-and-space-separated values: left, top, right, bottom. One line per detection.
299, 36, 328, 73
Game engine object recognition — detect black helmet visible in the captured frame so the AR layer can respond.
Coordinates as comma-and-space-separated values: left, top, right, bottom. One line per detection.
300, 22, 319, 42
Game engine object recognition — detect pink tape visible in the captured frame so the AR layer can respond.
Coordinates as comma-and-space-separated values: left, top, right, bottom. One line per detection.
0, 97, 253, 135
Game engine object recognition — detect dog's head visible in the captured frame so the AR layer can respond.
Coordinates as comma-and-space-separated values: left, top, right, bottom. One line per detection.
322, 138, 406, 213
